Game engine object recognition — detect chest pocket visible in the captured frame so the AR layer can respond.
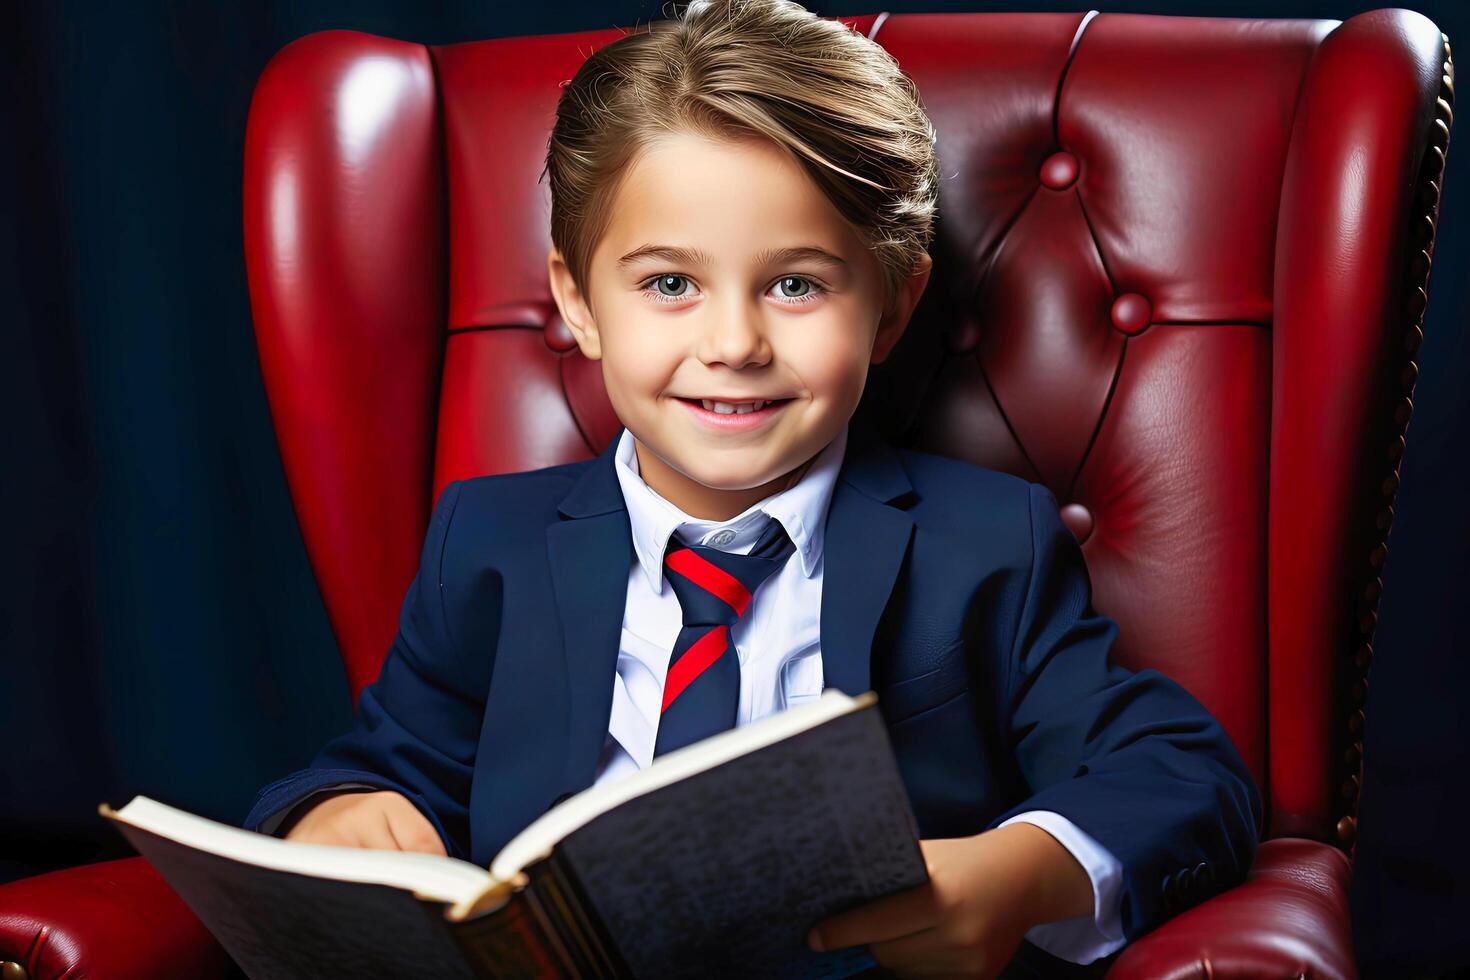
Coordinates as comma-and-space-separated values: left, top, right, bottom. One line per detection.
876, 639, 970, 723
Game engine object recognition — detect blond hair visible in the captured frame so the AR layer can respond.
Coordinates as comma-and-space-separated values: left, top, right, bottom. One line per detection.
542, 0, 939, 309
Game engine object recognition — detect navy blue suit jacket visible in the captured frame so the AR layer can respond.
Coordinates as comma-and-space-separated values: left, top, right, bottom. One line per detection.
246, 420, 1260, 943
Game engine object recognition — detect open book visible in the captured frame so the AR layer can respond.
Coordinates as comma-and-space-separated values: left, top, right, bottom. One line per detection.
105, 690, 928, 979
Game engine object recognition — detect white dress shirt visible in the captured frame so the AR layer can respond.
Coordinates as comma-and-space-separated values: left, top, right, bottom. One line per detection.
601, 422, 1127, 964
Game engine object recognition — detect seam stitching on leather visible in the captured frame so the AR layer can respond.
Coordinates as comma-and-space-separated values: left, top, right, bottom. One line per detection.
972, 356, 1046, 485
1053, 10, 1100, 143
1065, 334, 1127, 503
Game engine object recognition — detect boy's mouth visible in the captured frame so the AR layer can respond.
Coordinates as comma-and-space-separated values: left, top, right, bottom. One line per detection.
674, 396, 795, 430
677, 396, 793, 415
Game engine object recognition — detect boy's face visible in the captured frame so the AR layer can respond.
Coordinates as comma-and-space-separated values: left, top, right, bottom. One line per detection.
547, 131, 931, 519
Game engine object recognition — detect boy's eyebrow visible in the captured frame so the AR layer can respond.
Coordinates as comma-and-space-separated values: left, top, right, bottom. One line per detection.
616, 244, 849, 270
754, 246, 849, 270
616, 245, 717, 268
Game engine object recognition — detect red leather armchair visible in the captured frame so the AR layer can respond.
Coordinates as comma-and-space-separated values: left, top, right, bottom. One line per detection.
0, 9, 1453, 978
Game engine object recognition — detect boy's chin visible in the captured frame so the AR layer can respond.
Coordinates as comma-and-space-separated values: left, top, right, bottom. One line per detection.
672, 460, 789, 493
637, 422, 824, 491
659, 445, 801, 492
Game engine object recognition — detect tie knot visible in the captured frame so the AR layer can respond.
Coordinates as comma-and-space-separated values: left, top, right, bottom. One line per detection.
662, 516, 795, 629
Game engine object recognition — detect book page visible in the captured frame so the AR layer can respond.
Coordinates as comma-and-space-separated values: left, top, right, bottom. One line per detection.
105, 796, 493, 906
112, 821, 480, 979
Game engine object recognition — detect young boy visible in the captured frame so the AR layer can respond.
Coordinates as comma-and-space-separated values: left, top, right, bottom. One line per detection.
245, 1, 1260, 975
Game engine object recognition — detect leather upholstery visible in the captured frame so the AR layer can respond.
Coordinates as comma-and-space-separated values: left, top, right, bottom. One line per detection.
0, 856, 233, 979
1108, 838, 1354, 978
0, 10, 1453, 978
241, 30, 448, 703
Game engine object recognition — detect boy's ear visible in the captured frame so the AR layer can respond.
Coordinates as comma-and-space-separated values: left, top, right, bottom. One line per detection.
546, 247, 603, 361
871, 252, 933, 365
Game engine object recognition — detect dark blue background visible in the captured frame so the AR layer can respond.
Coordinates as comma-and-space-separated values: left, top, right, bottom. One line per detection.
3, 2, 1465, 975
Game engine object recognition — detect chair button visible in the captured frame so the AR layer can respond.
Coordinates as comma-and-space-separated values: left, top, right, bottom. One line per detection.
544, 312, 578, 352
1111, 293, 1152, 335
1059, 503, 1094, 544
1039, 151, 1080, 190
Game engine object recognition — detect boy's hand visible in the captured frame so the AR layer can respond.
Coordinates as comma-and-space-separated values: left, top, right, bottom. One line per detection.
807, 823, 1094, 979
282, 790, 447, 856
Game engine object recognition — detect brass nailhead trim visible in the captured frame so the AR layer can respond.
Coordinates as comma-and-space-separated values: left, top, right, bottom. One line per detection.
1404, 324, 1425, 354
1408, 285, 1429, 319
1358, 608, 1378, 635
1354, 643, 1373, 671
1412, 246, 1432, 281
1432, 117, 1452, 150
1337, 35, 1455, 851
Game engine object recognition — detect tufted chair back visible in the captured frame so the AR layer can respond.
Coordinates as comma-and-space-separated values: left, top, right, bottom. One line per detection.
242, 9, 1453, 855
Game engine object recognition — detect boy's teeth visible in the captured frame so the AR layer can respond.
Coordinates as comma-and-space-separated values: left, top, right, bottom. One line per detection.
701, 399, 766, 414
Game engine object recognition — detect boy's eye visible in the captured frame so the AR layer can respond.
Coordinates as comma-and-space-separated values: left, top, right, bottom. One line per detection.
774, 276, 813, 299
651, 274, 692, 299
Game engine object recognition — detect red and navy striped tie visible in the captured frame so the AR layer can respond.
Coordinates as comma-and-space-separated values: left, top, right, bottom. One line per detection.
653, 516, 796, 758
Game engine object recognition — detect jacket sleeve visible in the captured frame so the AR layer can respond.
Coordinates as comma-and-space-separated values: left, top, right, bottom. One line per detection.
243, 479, 488, 859
984, 482, 1262, 942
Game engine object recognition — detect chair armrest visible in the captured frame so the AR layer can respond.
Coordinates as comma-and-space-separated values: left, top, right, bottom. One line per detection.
0, 857, 234, 979
1106, 837, 1354, 979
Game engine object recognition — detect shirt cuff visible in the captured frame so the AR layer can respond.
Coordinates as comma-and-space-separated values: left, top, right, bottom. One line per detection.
253, 782, 378, 837
998, 810, 1127, 965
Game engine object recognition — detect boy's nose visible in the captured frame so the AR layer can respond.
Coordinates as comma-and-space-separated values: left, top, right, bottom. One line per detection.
696, 303, 771, 369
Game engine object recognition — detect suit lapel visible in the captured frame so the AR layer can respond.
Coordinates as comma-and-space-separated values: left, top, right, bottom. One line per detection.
547, 432, 633, 796
545, 420, 916, 797
820, 421, 916, 696
547, 512, 633, 796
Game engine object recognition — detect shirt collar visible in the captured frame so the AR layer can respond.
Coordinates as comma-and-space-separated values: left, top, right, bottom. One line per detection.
613, 422, 850, 594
